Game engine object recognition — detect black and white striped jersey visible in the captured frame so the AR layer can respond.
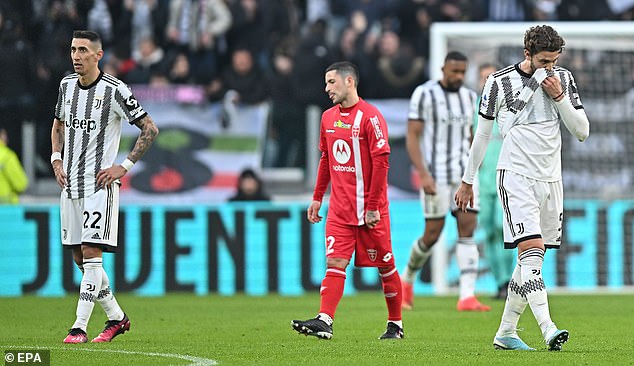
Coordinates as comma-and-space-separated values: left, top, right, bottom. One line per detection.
54, 71, 147, 199
408, 80, 478, 185
479, 63, 584, 181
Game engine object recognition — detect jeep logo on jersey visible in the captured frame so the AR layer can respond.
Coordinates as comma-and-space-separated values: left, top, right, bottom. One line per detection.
66, 113, 97, 132
333, 139, 351, 164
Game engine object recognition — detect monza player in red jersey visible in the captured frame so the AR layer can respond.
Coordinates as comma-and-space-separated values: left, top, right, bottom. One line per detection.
291, 61, 403, 340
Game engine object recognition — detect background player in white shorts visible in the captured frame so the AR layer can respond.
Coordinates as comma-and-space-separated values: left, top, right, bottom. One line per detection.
51, 30, 159, 344
455, 25, 589, 351
401, 51, 490, 312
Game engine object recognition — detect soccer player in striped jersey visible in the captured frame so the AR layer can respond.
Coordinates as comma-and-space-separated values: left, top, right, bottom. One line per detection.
51, 30, 159, 344
291, 61, 404, 340
455, 25, 590, 351
401, 51, 491, 312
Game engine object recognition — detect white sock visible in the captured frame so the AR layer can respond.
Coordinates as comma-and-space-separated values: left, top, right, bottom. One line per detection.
96, 268, 125, 321
402, 238, 432, 283
456, 237, 478, 300
496, 263, 527, 337
519, 248, 555, 338
72, 258, 103, 331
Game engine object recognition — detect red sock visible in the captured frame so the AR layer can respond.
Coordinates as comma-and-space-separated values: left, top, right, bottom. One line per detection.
380, 267, 402, 321
319, 267, 347, 319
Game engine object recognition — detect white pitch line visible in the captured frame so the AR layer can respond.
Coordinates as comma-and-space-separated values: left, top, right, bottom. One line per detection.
2, 345, 219, 365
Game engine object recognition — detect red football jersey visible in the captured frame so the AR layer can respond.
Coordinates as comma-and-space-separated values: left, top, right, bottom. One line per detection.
313, 98, 391, 226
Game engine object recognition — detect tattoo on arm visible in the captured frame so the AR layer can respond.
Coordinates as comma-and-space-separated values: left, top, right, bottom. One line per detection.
51, 120, 65, 152
128, 115, 159, 162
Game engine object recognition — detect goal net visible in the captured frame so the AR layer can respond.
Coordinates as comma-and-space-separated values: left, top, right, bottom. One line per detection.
430, 21, 634, 200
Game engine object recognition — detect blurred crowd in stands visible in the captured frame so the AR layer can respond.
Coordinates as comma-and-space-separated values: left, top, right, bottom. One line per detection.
1, 0, 633, 176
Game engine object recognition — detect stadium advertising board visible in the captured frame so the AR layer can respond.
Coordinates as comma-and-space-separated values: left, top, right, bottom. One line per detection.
1, 200, 634, 296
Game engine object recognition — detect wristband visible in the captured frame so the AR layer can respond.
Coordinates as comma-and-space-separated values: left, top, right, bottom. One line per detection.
553, 91, 564, 100
50, 152, 62, 164
120, 158, 135, 172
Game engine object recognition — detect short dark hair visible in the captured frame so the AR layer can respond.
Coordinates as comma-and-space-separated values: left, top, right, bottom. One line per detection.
73, 30, 102, 44
445, 51, 468, 63
524, 25, 565, 55
325, 61, 359, 87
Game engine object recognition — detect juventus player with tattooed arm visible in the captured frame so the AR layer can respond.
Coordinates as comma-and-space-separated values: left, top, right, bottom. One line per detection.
291, 61, 404, 340
455, 25, 589, 351
51, 30, 159, 344
400, 51, 491, 312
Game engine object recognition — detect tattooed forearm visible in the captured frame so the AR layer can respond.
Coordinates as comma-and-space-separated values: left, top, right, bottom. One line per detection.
128, 115, 159, 162
51, 119, 65, 152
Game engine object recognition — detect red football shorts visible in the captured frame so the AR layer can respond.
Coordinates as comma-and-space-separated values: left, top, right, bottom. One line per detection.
324, 215, 395, 267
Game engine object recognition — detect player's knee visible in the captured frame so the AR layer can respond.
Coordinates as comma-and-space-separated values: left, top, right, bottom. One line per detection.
326, 257, 349, 269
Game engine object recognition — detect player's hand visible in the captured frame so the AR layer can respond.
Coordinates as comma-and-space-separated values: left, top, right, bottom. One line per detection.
365, 210, 380, 229
307, 200, 323, 223
419, 171, 437, 195
96, 165, 127, 188
542, 72, 563, 100
454, 181, 474, 213
52, 160, 67, 189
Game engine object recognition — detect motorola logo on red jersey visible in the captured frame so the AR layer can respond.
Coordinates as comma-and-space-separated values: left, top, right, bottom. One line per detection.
332, 139, 355, 172
333, 139, 351, 164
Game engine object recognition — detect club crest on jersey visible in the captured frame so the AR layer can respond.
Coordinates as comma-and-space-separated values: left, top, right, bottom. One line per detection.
334, 120, 351, 129
352, 125, 360, 138
367, 249, 377, 262
93, 96, 104, 109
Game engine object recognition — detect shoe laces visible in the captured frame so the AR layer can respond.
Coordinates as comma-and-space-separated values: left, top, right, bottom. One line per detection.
68, 328, 85, 336
387, 322, 402, 332
102, 317, 124, 331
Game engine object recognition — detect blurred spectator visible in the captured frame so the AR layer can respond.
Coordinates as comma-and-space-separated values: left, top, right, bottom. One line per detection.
228, 168, 271, 201
396, 1, 433, 59
208, 48, 267, 105
531, 0, 561, 20
485, 0, 528, 21
126, 37, 167, 84
266, 52, 306, 168
165, 52, 196, 84
166, 0, 232, 84
0, 126, 29, 204
291, 19, 334, 110
0, 6, 37, 161
367, 31, 425, 99
557, 0, 612, 20
87, 0, 113, 46
114, 0, 169, 61
225, 0, 277, 69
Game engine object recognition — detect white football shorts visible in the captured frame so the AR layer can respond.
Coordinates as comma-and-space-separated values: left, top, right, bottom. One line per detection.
421, 179, 480, 219
60, 183, 120, 252
497, 169, 563, 249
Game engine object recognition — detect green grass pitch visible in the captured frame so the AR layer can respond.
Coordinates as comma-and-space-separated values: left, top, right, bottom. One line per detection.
2, 293, 633, 365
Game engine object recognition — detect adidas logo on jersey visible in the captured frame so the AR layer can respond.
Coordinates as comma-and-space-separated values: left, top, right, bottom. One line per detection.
91, 233, 101, 240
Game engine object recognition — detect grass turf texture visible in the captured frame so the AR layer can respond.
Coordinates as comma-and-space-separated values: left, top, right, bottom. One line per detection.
1, 293, 633, 365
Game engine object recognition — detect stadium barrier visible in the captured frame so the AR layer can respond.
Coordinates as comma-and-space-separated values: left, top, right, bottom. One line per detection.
1, 199, 633, 297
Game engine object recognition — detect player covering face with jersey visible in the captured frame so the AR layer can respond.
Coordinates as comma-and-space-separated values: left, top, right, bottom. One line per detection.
455, 25, 589, 351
